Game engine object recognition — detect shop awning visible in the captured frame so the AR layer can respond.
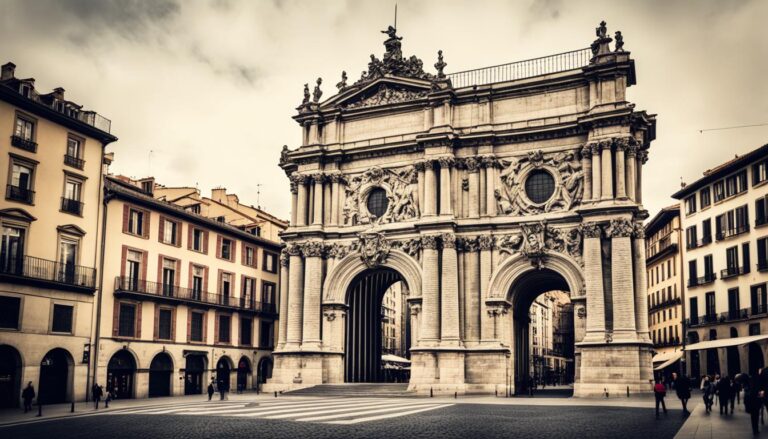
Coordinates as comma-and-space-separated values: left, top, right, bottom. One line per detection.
654, 351, 684, 371
684, 334, 768, 351
652, 350, 683, 364
382, 354, 411, 364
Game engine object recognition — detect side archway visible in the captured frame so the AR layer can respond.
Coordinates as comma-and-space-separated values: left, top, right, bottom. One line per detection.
148, 352, 174, 397
107, 349, 138, 399
0, 345, 23, 408
39, 348, 75, 404
487, 252, 584, 302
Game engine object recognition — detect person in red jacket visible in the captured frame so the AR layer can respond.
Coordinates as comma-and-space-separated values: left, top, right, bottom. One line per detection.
654, 378, 668, 418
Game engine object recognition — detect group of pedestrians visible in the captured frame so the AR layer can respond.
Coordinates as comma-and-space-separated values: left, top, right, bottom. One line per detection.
699, 374, 740, 415
207, 378, 229, 401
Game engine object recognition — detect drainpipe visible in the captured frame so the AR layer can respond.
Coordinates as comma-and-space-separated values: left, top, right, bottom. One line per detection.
90, 185, 110, 399
677, 217, 687, 377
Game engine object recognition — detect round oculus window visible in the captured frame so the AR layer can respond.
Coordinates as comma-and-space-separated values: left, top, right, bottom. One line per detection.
524, 170, 555, 204
366, 187, 389, 218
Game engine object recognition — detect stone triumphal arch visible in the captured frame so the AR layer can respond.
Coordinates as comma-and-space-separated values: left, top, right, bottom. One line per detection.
266, 21, 656, 396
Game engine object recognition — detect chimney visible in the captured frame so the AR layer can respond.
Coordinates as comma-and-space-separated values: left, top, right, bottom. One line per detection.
1, 62, 16, 80
53, 87, 65, 100
211, 188, 227, 202
226, 194, 239, 206
138, 177, 155, 196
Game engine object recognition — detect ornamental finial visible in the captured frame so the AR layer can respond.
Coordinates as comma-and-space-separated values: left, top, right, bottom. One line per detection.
435, 50, 446, 79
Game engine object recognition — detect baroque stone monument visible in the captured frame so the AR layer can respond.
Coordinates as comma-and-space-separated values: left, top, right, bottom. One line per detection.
266, 22, 656, 396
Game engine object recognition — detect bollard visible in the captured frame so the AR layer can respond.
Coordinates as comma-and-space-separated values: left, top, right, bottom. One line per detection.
627, 386, 630, 398
430, 387, 433, 398
495, 389, 498, 397
37, 402, 42, 417
105, 399, 109, 408
274, 391, 277, 398
71, 402, 75, 413
454, 392, 457, 399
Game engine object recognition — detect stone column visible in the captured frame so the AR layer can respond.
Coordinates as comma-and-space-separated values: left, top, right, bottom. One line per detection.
323, 178, 332, 224
296, 175, 308, 226
600, 139, 614, 200
581, 145, 593, 201
423, 160, 437, 216
483, 156, 497, 216
337, 176, 346, 225
582, 223, 606, 341
285, 244, 304, 348
277, 250, 290, 349
614, 138, 627, 199
466, 158, 480, 218
478, 236, 494, 343
415, 161, 426, 217
607, 218, 637, 340
330, 173, 340, 225
626, 144, 637, 202
301, 241, 323, 349
409, 302, 421, 347
420, 235, 440, 345
637, 150, 647, 204
438, 157, 453, 216
312, 173, 324, 226
632, 223, 650, 341
463, 238, 480, 343
590, 143, 601, 200
289, 175, 299, 226
441, 233, 460, 345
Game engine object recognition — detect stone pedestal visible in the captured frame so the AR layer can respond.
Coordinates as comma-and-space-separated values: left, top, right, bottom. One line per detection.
573, 343, 653, 396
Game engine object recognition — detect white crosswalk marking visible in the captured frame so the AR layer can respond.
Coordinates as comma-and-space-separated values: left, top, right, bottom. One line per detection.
105, 398, 453, 424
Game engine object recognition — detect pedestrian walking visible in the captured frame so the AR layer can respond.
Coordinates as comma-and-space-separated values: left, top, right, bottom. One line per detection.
653, 379, 668, 418
91, 383, 103, 409
745, 376, 761, 436
701, 376, 715, 413
21, 382, 35, 413
717, 376, 732, 415
207, 380, 215, 401
672, 372, 691, 415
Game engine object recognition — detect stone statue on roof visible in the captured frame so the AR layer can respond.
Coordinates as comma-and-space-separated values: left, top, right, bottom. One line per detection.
381, 26, 403, 61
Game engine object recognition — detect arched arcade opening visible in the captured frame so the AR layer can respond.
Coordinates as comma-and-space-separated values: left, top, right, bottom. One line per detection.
39, 348, 74, 404
107, 350, 137, 399
148, 352, 174, 397
0, 345, 22, 408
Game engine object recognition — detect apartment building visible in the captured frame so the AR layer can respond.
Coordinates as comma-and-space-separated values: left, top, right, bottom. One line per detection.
92, 176, 284, 399
529, 291, 573, 385
0, 62, 116, 407
673, 144, 768, 379
645, 204, 684, 377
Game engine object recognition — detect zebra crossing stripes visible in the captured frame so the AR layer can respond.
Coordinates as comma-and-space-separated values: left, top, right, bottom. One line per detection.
105, 398, 453, 424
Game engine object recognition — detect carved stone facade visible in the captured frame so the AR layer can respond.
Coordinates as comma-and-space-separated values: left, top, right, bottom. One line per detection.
268, 22, 656, 397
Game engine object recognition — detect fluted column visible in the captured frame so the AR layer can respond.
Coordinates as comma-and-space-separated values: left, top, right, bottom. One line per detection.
463, 238, 480, 343
301, 241, 323, 349
590, 143, 601, 200
277, 250, 290, 349
615, 138, 627, 199
289, 175, 299, 226
296, 175, 308, 226
285, 244, 304, 348
312, 173, 324, 226
330, 173, 340, 225
600, 139, 614, 200
482, 156, 497, 216
637, 149, 647, 204
423, 160, 437, 216
582, 223, 606, 341
438, 157, 453, 216
420, 235, 440, 345
632, 223, 650, 341
626, 144, 637, 201
415, 161, 426, 217
441, 233, 460, 345
466, 158, 480, 218
581, 145, 593, 201
478, 236, 494, 343
607, 218, 636, 340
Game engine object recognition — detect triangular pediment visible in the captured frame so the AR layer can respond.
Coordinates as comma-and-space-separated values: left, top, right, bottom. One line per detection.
323, 77, 433, 111
0, 208, 37, 222
57, 224, 87, 237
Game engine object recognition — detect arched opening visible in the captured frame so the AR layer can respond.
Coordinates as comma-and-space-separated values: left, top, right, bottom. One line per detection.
345, 268, 411, 383
39, 348, 74, 404
726, 328, 740, 377
107, 350, 136, 399
508, 268, 574, 395
148, 353, 173, 397
0, 345, 22, 408
748, 343, 764, 376
705, 329, 719, 375
687, 332, 701, 381
236, 356, 251, 393
184, 355, 206, 395
257, 357, 273, 385
216, 357, 232, 392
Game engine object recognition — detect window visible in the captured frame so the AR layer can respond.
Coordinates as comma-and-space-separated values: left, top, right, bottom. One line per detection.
714, 181, 725, 202
64, 137, 84, 169
684, 195, 697, 215
14, 115, 34, 141
0, 226, 25, 273
117, 303, 137, 337
525, 170, 556, 204
704, 254, 714, 278
751, 284, 767, 315
157, 308, 172, 340
191, 265, 204, 300
759, 237, 768, 271
700, 187, 711, 209
124, 249, 143, 290
50, 304, 74, 333
688, 260, 697, 283
220, 238, 233, 260
705, 292, 716, 317
240, 317, 252, 346
366, 187, 389, 218
726, 246, 739, 275
160, 218, 180, 246
187, 204, 201, 214
689, 297, 699, 324
757, 196, 768, 226
743, 242, 751, 274
218, 314, 231, 344
686, 226, 697, 249
702, 219, 712, 244
243, 246, 256, 267
190, 228, 206, 252
725, 170, 748, 197
125, 206, 148, 237
728, 288, 740, 319
8, 160, 34, 204
220, 272, 232, 305
61, 177, 83, 215
260, 321, 274, 348
263, 251, 278, 273
0, 296, 21, 329
242, 277, 256, 307
753, 160, 768, 186
190, 311, 205, 342
262, 281, 276, 304
58, 237, 79, 283
161, 258, 176, 296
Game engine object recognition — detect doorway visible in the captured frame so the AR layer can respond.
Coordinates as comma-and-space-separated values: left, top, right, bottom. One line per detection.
0, 345, 22, 408
107, 350, 136, 399
216, 357, 232, 392
39, 348, 73, 404
184, 355, 206, 395
148, 353, 173, 397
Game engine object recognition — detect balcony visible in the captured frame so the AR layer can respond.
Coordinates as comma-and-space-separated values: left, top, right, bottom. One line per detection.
758, 260, 768, 272
650, 297, 681, 311
5, 185, 34, 204
757, 216, 768, 228
654, 337, 681, 348
720, 265, 748, 280
687, 273, 716, 287
0, 254, 96, 292
686, 306, 767, 327
60, 197, 83, 216
716, 224, 749, 241
114, 276, 277, 316
63, 154, 85, 170
11, 135, 37, 152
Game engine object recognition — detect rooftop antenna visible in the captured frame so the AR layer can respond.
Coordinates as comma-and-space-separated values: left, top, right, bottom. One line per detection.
394, 3, 397, 30
256, 183, 263, 209
148, 149, 153, 176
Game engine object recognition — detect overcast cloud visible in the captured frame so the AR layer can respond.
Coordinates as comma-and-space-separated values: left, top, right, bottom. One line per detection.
1, 0, 766, 220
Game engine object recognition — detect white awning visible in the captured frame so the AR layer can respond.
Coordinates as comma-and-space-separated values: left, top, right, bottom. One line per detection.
381, 354, 411, 364
684, 334, 768, 351
652, 350, 684, 364
654, 351, 684, 371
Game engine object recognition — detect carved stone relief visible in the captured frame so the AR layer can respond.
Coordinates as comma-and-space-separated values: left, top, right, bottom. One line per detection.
342, 165, 419, 226
496, 221, 583, 268
344, 84, 429, 110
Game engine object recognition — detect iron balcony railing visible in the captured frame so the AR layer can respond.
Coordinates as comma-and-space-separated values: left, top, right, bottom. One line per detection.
686, 236, 713, 250
758, 260, 768, 272
7, 85, 112, 133
60, 197, 83, 216
6, 184, 34, 204
10, 135, 37, 152
114, 276, 277, 314
716, 224, 749, 241
650, 297, 681, 311
686, 306, 768, 327
447, 47, 592, 88
654, 338, 681, 348
0, 254, 96, 289
720, 265, 749, 280
647, 237, 676, 258
757, 216, 768, 227
687, 273, 716, 287
63, 154, 85, 170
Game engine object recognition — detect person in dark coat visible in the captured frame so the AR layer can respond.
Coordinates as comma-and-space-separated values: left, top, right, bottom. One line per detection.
91, 383, 103, 409
716, 376, 732, 415
701, 376, 715, 413
653, 379, 668, 418
207, 380, 215, 401
745, 376, 761, 436
672, 372, 691, 415
21, 382, 35, 413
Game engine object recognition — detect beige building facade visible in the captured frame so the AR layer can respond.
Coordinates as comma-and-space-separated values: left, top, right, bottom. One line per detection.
674, 144, 768, 379
266, 22, 656, 396
0, 62, 116, 406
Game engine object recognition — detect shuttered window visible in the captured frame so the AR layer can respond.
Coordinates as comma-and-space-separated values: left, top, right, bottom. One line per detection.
51, 304, 74, 333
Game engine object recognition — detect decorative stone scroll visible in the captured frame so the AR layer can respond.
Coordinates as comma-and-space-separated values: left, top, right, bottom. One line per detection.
343, 165, 419, 226
605, 218, 634, 238
495, 149, 584, 216
496, 221, 583, 268
390, 237, 422, 258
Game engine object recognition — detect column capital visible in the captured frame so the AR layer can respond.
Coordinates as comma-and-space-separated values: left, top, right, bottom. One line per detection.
301, 240, 325, 257
479, 154, 497, 169
457, 236, 478, 252
638, 149, 649, 164
599, 139, 613, 150
632, 221, 645, 239
581, 222, 603, 239
286, 242, 304, 256
437, 156, 455, 169
590, 142, 601, 156
478, 234, 495, 250
614, 137, 630, 151
441, 232, 456, 249
280, 249, 290, 266
581, 144, 593, 158
329, 172, 344, 183
463, 156, 480, 173
310, 172, 326, 184
605, 218, 634, 238
421, 234, 440, 250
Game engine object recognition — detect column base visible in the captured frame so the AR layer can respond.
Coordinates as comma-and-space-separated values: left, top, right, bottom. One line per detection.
573, 343, 653, 397
407, 349, 467, 395
262, 350, 343, 393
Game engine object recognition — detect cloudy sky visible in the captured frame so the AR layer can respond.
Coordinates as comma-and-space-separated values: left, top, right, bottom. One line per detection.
1, 0, 766, 220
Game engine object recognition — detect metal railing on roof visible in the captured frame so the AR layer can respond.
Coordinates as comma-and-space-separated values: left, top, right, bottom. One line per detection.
447, 48, 592, 88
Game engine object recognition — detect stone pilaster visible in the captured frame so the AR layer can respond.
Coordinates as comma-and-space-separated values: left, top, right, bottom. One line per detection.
466, 157, 480, 218
312, 173, 324, 226
478, 235, 494, 343
582, 223, 606, 341
614, 138, 628, 199
330, 173, 341, 225
606, 218, 636, 340
301, 241, 324, 349
289, 174, 299, 226
626, 143, 638, 201
637, 149, 648, 204
463, 237, 480, 343
440, 233, 460, 345
423, 160, 437, 216
277, 250, 290, 349
438, 157, 454, 216
420, 234, 440, 345
296, 175, 309, 227
600, 139, 614, 200
482, 156, 497, 216
590, 143, 601, 200
409, 301, 421, 347
581, 145, 593, 201
415, 161, 426, 217
285, 244, 304, 348
632, 223, 650, 341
